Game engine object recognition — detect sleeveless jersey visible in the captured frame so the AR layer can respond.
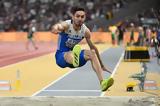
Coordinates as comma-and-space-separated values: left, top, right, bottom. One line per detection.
57, 20, 87, 51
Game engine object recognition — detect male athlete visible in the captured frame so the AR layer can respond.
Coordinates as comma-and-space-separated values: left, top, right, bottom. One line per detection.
51, 6, 114, 91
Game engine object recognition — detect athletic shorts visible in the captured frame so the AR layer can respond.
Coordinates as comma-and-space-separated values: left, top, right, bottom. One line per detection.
55, 50, 87, 68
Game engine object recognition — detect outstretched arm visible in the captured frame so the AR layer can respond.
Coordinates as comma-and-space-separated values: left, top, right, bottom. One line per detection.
51, 21, 68, 34
85, 28, 112, 74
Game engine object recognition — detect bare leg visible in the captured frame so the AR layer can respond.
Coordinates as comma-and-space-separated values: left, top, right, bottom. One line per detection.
64, 50, 104, 82
30, 39, 38, 50
63, 49, 113, 91
84, 50, 104, 82
64, 51, 74, 64
26, 40, 30, 50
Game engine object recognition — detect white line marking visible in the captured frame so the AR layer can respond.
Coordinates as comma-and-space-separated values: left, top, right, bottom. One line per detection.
100, 50, 125, 97
32, 68, 77, 96
32, 47, 110, 96
42, 90, 101, 92
111, 51, 125, 78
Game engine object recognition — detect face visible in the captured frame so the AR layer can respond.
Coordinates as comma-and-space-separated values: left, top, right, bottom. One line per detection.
72, 11, 86, 27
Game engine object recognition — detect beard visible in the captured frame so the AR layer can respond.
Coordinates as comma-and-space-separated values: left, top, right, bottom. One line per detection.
75, 20, 83, 27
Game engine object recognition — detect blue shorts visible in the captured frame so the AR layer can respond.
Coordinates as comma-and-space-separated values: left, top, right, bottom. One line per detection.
55, 50, 87, 68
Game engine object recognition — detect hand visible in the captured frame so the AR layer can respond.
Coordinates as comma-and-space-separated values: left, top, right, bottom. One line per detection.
102, 66, 112, 74
51, 26, 59, 34
51, 24, 64, 34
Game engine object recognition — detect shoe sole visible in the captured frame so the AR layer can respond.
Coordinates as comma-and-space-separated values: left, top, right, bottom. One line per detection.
72, 45, 81, 67
102, 77, 114, 91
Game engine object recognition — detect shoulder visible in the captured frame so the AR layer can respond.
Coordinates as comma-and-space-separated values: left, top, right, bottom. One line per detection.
65, 20, 71, 24
58, 20, 71, 30
82, 24, 88, 31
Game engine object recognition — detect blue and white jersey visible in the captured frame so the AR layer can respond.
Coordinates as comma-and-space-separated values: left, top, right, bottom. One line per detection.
57, 20, 87, 51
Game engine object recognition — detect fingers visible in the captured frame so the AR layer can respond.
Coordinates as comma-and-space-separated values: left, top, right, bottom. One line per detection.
105, 69, 112, 74
102, 67, 112, 74
57, 24, 64, 31
51, 29, 61, 34
106, 70, 112, 74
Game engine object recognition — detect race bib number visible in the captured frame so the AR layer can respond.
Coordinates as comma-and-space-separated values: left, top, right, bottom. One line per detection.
65, 38, 77, 48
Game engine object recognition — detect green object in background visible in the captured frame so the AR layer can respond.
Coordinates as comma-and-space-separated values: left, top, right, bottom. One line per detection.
111, 33, 115, 40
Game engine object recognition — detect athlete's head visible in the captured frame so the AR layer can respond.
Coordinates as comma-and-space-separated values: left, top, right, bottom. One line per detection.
71, 6, 86, 27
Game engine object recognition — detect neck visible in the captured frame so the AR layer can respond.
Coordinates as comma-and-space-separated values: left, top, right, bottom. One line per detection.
73, 24, 81, 31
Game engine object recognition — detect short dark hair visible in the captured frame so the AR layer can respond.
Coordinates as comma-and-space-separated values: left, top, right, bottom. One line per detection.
71, 6, 85, 15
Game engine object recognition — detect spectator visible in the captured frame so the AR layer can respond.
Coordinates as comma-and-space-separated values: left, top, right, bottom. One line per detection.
0, 0, 133, 31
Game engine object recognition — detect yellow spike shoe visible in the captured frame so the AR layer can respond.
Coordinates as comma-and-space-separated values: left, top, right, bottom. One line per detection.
72, 45, 81, 67
101, 77, 114, 92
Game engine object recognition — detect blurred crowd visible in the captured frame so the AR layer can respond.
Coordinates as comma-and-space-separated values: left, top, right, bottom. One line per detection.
108, 7, 160, 48
0, 0, 133, 31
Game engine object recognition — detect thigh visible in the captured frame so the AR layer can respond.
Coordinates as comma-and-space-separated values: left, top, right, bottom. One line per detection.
83, 49, 95, 60
65, 50, 88, 67
55, 51, 73, 68
55, 50, 89, 68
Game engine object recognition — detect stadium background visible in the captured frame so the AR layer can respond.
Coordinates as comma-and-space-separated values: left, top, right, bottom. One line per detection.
0, 0, 159, 105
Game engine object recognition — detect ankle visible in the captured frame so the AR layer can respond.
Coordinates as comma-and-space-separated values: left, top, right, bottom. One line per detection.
100, 80, 103, 84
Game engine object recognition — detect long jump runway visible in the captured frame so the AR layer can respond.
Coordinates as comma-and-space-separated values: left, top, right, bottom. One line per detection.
34, 47, 124, 96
